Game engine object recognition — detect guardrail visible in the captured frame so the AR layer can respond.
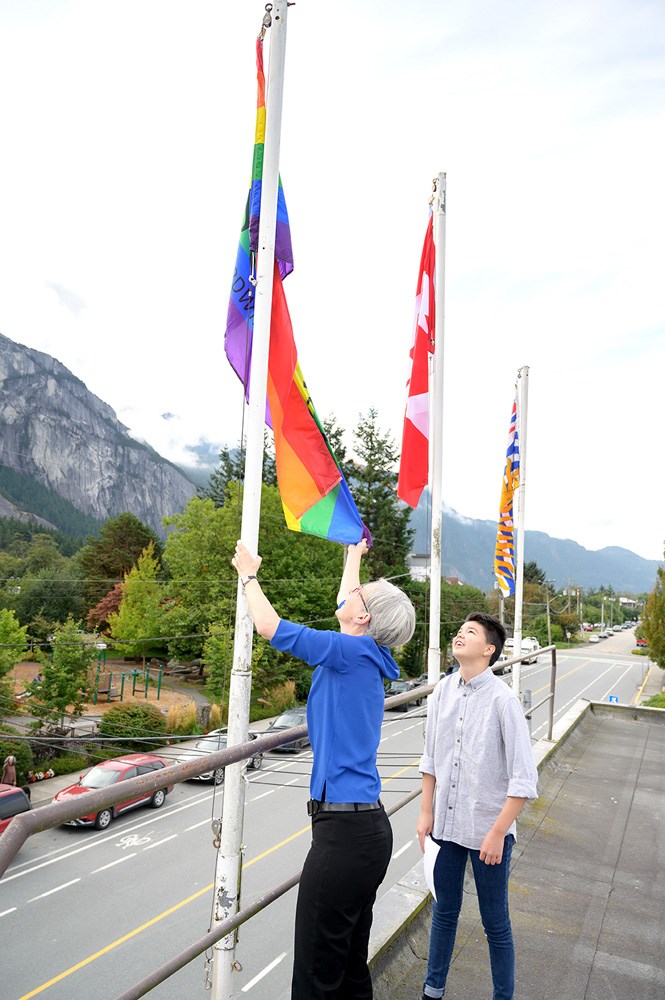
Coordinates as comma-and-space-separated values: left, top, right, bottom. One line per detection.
0, 644, 558, 999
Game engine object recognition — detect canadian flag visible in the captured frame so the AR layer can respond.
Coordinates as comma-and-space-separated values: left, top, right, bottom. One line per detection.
397, 216, 436, 508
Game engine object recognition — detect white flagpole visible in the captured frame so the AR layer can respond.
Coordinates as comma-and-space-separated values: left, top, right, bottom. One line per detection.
427, 174, 446, 683
211, 4, 289, 997
511, 365, 529, 700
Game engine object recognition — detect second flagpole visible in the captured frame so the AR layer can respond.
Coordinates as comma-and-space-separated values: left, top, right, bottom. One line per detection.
427, 174, 446, 683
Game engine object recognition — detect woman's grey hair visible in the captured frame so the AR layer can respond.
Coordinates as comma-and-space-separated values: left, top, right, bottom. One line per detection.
365, 579, 416, 648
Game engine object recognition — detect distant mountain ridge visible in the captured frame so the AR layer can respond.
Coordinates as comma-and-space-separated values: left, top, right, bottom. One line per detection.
0, 332, 196, 536
410, 501, 659, 593
0, 332, 658, 590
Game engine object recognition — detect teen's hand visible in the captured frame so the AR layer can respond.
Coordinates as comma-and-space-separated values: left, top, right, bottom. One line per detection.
479, 829, 505, 865
416, 809, 433, 852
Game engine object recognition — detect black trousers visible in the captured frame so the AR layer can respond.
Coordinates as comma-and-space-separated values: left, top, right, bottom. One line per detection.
291, 806, 393, 1000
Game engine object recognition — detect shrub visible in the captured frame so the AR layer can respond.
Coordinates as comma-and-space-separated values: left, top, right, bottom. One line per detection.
48, 753, 91, 776
208, 703, 224, 730
98, 702, 167, 750
0, 724, 33, 784
643, 692, 665, 708
262, 681, 297, 715
631, 648, 649, 656
165, 703, 198, 736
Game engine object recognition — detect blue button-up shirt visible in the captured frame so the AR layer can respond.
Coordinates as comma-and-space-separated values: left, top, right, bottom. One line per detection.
419, 667, 538, 848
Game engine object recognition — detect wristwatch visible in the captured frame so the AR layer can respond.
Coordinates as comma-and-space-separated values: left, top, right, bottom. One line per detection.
241, 575, 258, 588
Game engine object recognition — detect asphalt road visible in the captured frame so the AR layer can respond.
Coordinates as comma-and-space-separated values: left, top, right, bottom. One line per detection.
1, 628, 648, 1000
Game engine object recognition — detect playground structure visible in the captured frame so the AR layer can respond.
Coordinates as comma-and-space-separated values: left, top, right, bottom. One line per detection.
92, 661, 164, 705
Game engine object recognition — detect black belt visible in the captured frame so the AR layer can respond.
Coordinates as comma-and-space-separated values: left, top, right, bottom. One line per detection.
307, 799, 382, 816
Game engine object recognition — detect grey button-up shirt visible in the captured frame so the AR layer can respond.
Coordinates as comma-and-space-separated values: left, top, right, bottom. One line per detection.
419, 667, 538, 849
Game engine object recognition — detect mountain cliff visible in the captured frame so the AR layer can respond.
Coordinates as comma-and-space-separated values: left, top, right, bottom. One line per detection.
0, 332, 196, 536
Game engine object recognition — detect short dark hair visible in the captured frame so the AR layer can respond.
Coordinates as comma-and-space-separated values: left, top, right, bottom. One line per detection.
464, 612, 506, 666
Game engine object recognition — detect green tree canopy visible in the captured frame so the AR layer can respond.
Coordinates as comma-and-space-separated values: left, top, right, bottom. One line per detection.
75, 513, 163, 611
0, 608, 29, 703
107, 542, 166, 662
14, 562, 85, 629
523, 560, 547, 586
642, 552, 665, 669
33, 618, 96, 728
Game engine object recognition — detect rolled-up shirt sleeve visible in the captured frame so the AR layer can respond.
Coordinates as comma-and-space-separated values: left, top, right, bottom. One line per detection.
502, 697, 539, 799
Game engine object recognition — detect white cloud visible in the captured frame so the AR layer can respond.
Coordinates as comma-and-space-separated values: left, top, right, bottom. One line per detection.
0, 0, 663, 562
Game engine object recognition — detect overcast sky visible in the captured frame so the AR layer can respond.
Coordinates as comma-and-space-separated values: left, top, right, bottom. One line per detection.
0, 0, 663, 562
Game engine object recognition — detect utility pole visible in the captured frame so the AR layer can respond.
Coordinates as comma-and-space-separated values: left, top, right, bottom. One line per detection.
545, 583, 552, 647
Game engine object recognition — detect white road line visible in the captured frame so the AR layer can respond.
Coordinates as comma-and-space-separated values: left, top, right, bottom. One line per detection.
283, 777, 301, 787
250, 788, 276, 802
0, 907, 17, 918
143, 834, 178, 851
531, 661, 632, 737
91, 853, 136, 873
241, 951, 288, 991
185, 818, 211, 831
392, 839, 414, 860
600, 665, 634, 700
28, 878, 80, 902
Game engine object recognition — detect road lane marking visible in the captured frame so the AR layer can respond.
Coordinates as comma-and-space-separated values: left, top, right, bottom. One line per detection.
91, 854, 136, 873
250, 788, 276, 802
392, 839, 414, 860
633, 666, 653, 704
28, 878, 80, 903
185, 818, 212, 831
532, 658, 591, 696
531, 661, 627, 737
600, 665, 634, 700
143, 834, 178, 851
241, 951, 288, 991
0, 907, 17, 918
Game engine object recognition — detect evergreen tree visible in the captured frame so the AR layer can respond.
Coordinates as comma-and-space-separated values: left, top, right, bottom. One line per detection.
199, 433, 277, 507
75, 513, 163, 610
523, 560, 547, 586
350, 408, 414, 581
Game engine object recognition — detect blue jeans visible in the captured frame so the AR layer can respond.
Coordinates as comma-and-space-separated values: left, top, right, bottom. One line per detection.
423, 835, 515, 1000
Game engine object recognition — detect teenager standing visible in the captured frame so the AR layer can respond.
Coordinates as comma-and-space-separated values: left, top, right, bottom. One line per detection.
417, 612, 538, 1000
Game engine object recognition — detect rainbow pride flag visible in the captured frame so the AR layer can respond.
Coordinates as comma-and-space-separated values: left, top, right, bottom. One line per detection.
224, 38, 367, 545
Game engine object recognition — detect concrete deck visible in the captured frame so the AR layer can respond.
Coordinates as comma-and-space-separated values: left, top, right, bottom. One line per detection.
370, 703, 665, 1000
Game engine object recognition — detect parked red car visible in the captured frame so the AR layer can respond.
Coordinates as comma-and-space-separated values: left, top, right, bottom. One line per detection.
0, 783, 32, 835
636, 638, 648, 648
53, 753, 173, 830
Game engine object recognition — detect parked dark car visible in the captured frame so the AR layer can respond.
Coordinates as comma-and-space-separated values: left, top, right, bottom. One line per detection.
177, 731, 264, 784
53, 753, 173, 830
265, 707, 309, 751
0, 783, 32, 835
384, 679, 423, 712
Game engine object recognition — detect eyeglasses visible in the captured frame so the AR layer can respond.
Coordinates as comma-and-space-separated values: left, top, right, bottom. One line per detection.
350, 585, 370, 615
